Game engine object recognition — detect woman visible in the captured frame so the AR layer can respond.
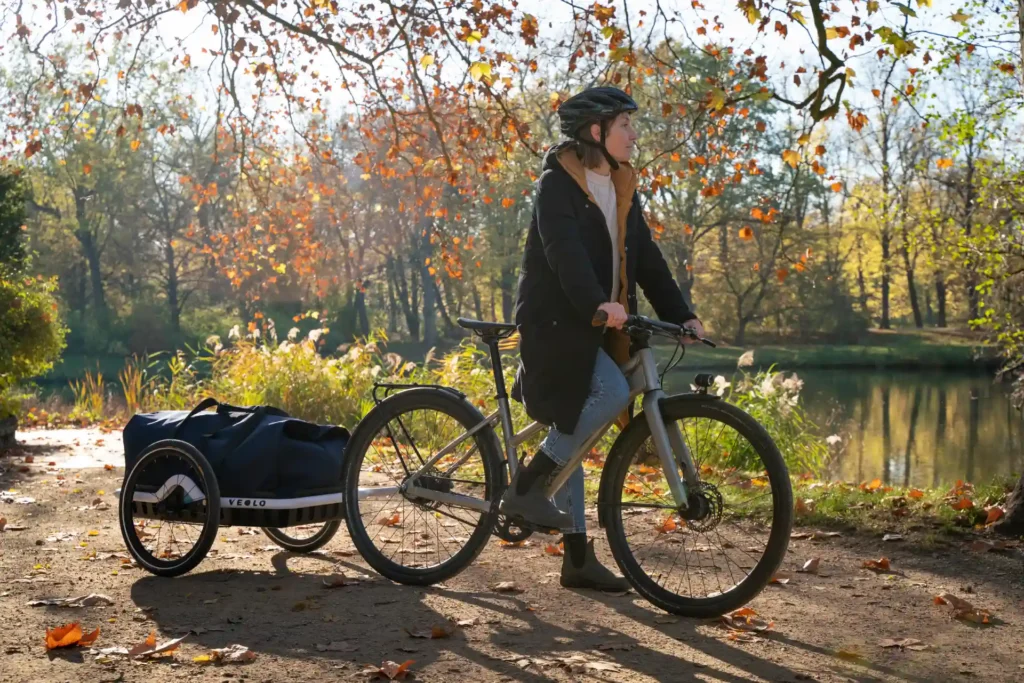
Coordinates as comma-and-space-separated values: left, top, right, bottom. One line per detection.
502, 87, 705, 591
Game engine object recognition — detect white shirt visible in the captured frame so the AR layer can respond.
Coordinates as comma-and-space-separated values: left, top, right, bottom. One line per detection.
585, 169, 620, 302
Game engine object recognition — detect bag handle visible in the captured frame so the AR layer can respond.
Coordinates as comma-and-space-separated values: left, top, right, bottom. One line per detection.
172, 397, 220, 437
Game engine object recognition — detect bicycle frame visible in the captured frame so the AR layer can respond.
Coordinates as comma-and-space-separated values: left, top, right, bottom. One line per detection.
361, 344, 700, 515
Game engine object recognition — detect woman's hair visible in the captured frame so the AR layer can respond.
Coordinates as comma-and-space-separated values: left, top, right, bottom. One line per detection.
574, 119, 610, 169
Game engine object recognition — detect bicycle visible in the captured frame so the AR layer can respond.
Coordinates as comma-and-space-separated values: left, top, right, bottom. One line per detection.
342, 314, 793, 616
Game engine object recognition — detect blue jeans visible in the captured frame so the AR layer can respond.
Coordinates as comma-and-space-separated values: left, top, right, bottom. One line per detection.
540, 348, 631, 534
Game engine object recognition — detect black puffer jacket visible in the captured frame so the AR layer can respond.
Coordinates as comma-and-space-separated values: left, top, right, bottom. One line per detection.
511, 143, 696, 434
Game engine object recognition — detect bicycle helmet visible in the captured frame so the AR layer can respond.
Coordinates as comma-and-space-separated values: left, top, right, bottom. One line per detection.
557, 86, 638, 169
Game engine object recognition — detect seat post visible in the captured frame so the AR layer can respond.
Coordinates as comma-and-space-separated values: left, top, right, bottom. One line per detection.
486, 336, 519, 476
486, 337, 507, 400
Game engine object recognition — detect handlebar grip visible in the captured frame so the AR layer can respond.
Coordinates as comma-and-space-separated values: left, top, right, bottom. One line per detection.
701, 338, 717, 348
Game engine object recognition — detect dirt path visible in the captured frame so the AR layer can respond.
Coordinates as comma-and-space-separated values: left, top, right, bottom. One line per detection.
2, 429, 1023, 682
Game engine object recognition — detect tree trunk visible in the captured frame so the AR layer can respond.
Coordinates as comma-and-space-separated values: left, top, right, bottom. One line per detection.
354, 281, 370, 338
994, 473, 1024, 535
419, 224, 437, 347
934, 274, 947, 327
900, 240, 923, 328
880, 232, 891, 329
500, 265, 515, 324
165, 240, 180, 339
882, 385, 892, 485
735, 316, 749, 346
471, 286, 483, 321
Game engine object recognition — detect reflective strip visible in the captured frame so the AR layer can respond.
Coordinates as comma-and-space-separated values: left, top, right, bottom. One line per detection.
131, 475, 207, 504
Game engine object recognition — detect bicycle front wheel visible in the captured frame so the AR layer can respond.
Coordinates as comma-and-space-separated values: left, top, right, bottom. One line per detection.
343, 388, 504, 585
601, 396, 793, 617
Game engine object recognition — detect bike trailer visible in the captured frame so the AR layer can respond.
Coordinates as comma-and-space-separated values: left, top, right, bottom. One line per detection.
120, 397, 348, 532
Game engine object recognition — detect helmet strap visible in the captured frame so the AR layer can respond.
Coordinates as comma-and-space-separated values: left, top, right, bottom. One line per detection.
574, 121, 620, 171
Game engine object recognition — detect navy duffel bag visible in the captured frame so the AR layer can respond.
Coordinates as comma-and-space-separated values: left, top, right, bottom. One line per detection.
122, 398, 349, 498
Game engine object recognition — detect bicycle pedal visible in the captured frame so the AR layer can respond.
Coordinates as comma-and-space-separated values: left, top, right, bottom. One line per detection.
506, 515, 559, 535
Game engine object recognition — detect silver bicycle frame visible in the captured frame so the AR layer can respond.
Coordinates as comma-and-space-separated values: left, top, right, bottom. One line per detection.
364, 347, 698, 514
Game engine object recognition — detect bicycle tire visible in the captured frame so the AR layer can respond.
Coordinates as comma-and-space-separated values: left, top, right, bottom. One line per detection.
600, 396, 793, 617
262, 521, 342, 553
119, 439, 221, 577
343, 387, 504, 585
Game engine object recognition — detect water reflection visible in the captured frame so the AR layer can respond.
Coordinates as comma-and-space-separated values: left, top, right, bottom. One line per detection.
667, 370, 1023, 488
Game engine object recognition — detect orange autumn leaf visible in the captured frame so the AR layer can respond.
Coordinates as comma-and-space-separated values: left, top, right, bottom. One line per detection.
82, 163, 92, 175
500, 197, 514, 208
750, 207, 765, 221
907, 488, 925, 499
755, 120, 766, 132
738, 225, 754, 241
45, 622, 99, 650
936, 158, 954, 169
775, 267, 789, 283
861, 478, 882, 492
130, 139, 141, 151
104, 464, 114, 471
79, 627, 100, 647
830, 181, 843, 192
544, 543, 564, 557
951, 497, 974, 511
378, 513, 401, 527
656, 515, 677, 533
814, 145, 826, 156
984, 506, 1004, 524
781, 149, 800, 168
863, 557, 891, 572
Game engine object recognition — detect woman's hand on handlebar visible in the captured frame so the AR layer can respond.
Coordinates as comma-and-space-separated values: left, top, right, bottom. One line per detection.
596, 302, 628, 329
681, 318, 705, 345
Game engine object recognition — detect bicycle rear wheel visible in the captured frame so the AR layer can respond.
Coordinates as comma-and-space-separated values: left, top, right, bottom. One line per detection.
343, 388, 504, 585
601, 397, 793, 617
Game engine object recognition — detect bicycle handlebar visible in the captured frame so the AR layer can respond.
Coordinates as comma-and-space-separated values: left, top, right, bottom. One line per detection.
591, 310, 717, 348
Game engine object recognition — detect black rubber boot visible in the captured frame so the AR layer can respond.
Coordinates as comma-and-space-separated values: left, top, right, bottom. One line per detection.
499, 451, 573, 531
560, 535, 631, 592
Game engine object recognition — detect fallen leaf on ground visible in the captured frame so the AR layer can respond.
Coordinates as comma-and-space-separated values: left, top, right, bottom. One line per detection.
554, 655, 620, 673
863, 557, 892, 572
377, 513, 401, 527
721, 607, 773, 632
879, 638, 928, 650
363, 659, 414, 680
969, 539, 1017, 552
45, 531, 77, 543
934, 592, 993, 624
654, 615, 679, 624
984, 507, 1004, 525
455, 617, 479, 627
882, 533, 904, 542
237, 528, 258, 535
24, 455, 34, 463
322, 575, 351, 589
29, 594, 114, 608
206, 644, 257, 663
316, 641, 354, 652
795, 498, 816, 515
45, 622, 100, 649
769, 572, 792, 585
908, 488, 925, 499
791, 530, 841, 541
726, 631, 761, 643
498, 539, 532, 548
489, 581, 522, 593
597, 642, 634, 651
861, 478, 882, 492
544, 543, 563, 556
104, 464, 114, 471
0, 517, 5, 531
951, 496, 974, 511
128, 631, 188, 658
405, 624, 453, 639
656, 515, 678, 533
798, 558, 821, 574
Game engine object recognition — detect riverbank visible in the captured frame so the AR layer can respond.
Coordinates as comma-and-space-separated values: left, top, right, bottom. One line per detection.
1, 430, 1022, 683
655, 328, 997, 371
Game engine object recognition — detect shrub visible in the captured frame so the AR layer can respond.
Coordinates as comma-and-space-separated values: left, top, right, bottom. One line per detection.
0, 272, 68, 418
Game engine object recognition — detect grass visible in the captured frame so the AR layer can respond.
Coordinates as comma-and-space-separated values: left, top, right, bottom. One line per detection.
655, 328, 997, 370
788, 476, 1015, 537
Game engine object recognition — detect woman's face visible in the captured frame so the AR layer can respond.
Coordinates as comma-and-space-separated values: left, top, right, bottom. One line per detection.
591, 113, 638, 164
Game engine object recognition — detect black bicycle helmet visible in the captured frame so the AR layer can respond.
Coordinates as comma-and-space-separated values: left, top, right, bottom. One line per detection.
557, 86, 638, 169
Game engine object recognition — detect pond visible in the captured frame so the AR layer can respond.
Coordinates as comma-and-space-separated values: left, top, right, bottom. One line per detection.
665, 368, 1024, 488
